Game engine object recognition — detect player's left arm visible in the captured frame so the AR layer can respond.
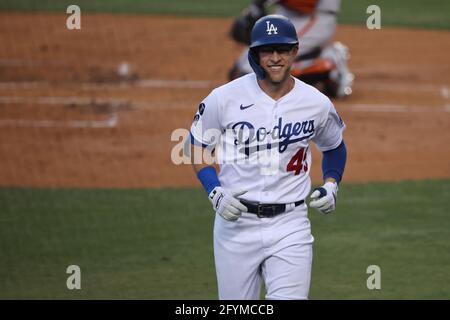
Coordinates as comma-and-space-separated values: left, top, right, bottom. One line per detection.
310, 141, 347, 214
310, 100, 347, 214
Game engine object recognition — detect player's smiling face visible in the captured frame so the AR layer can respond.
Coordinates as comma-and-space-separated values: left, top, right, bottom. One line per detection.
258, 44, 298, 84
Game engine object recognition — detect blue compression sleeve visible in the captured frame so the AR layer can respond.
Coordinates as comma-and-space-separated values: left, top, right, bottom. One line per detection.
197, 166, 221, 194
322, 140, 347, 183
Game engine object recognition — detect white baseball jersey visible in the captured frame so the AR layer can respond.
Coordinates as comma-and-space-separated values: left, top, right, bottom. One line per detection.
190, 73, 345, 204
316, 0, 341, 13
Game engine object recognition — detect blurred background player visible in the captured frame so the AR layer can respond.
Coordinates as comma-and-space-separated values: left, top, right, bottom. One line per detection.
229, 0, 354, 98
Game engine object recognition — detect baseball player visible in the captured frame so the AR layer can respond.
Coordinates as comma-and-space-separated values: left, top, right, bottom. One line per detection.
190, 15, 347, 299
229, 0, 354, 98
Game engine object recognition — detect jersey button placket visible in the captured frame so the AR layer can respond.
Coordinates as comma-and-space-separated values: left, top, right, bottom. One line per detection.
265, 101, 278, 193
262, 102, 276, 201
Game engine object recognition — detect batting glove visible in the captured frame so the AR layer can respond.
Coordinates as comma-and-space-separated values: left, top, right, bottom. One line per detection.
309, 181, 338, 214
208, 187, 248, 221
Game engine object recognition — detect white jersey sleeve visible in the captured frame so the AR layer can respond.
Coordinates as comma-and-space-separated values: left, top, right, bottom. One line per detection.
190, 89, 222, 147
316, 0, 341, 13
312, 99, 346, 151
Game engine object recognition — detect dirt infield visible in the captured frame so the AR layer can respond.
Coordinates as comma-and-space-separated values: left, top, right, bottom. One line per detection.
0, 12, 449, 188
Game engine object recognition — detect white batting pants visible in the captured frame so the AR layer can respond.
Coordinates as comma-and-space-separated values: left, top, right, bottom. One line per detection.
213, 203, 314, 300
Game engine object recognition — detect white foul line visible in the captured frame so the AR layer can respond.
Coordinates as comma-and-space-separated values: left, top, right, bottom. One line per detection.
0, 113, 118, 128
355, 82, 443, 93
347, 103, 449, 113
0, 79, 448, 96
136, 79, 215, 89
0, 96, 129, 107
80, 79, 218, 90
0, 79, 219, 90
0, 95, 120, 128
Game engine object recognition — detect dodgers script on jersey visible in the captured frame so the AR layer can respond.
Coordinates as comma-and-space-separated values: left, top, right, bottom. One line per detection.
190, 73, 345, 204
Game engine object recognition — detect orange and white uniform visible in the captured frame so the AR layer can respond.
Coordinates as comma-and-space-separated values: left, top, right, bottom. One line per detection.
277, 0, 340, 56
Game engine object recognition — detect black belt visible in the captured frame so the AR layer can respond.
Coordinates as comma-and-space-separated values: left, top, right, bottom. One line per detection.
240, 199, 305, 218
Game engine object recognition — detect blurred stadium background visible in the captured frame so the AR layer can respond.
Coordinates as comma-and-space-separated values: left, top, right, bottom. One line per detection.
0, 0, 449, 299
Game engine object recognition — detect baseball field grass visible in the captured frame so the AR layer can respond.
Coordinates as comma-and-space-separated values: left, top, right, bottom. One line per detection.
0, 0, 449, 29
1, 179, 449, 299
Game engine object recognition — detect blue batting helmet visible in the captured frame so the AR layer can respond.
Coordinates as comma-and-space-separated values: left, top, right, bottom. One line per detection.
248, 15, 299, 79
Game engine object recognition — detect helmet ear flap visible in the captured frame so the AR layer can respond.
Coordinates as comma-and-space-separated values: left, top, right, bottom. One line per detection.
248, 48, 266, 79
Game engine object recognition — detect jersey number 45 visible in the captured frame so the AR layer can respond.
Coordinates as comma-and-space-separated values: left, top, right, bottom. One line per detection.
287, 147, 309, 175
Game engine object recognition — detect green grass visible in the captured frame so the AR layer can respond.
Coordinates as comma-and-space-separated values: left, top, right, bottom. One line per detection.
0, 179, 449, 299
0, 0, 449, 29
339, 0, 450, 30
0, 187, 217, 299
309, 179, 450, 299
0, 0, 252, 17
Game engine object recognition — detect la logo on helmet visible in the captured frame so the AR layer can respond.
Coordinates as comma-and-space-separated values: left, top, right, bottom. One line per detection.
266, 21, 278, 35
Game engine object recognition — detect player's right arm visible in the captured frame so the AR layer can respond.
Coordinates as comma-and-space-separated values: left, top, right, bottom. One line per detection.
190, 147, 211, 176
190, 91, 248, 221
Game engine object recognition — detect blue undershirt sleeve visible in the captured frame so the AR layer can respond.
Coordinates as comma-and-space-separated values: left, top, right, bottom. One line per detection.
197, 166, 221, 194
322, 140, 347, 183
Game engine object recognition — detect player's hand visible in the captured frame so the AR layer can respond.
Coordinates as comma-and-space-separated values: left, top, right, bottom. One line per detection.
208, 187, 248, 221
309, 181, 338, 214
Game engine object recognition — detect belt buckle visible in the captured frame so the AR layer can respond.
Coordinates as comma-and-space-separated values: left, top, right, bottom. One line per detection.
257, 204, 276, 218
